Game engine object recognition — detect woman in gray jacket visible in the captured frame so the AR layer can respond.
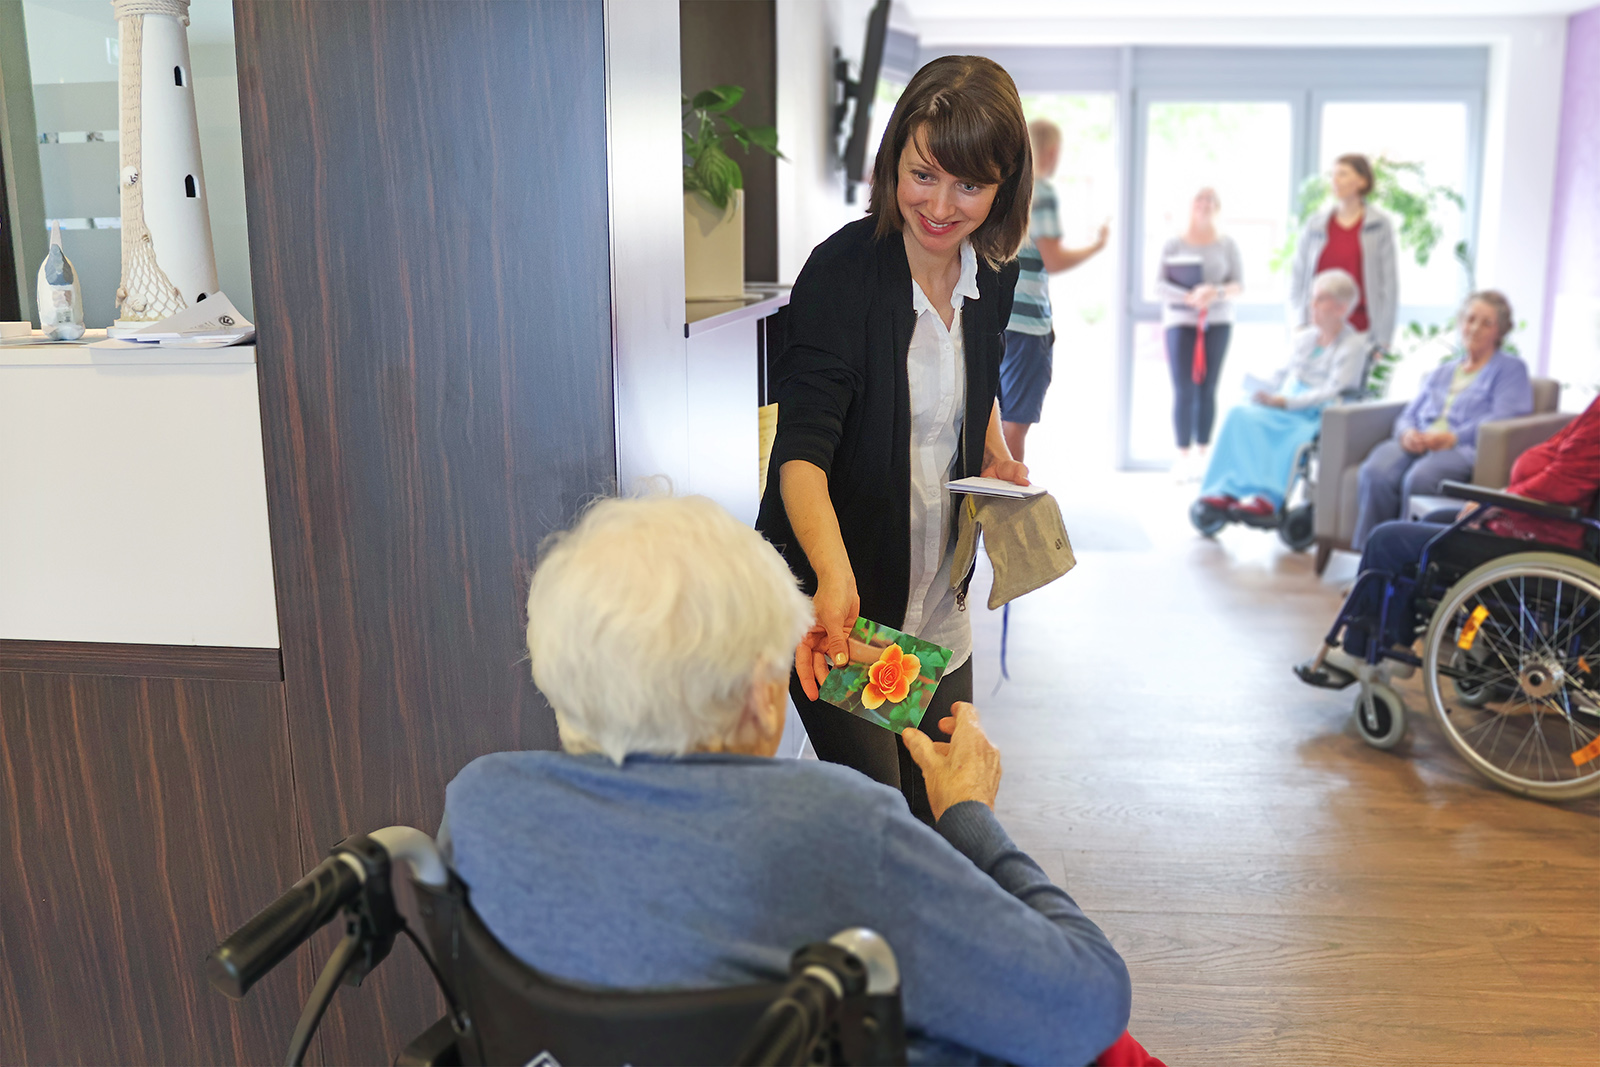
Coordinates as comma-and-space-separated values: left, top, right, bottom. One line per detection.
1288, 153, 1399, 351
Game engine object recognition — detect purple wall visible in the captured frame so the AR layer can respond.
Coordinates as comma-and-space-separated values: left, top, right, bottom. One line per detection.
1540, 5, 1600, 375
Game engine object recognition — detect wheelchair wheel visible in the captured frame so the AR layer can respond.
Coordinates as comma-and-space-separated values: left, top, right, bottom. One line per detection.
1352, 683, 1406, 749
1448, 649, 1511, 707
1423, 552, 1600, 802
1277, 503, 1316, 552
1452, 675, 1493, 707
1189, 499, 1228, 537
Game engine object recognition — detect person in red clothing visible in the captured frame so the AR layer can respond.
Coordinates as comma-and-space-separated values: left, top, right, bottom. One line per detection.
1297, 396, 1600, 688
1288, 153, 1400, 350
1478, 396, 1600, 547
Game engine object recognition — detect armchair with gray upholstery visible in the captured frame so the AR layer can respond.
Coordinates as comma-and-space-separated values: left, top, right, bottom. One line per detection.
1312, 377, 1566, 573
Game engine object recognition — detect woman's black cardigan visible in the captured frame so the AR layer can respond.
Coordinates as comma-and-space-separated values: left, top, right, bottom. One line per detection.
755, 216, 1020, 630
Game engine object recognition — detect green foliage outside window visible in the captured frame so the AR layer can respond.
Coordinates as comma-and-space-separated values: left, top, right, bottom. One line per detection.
1277, 157, 1474, 395
1278, 158, 1469, 280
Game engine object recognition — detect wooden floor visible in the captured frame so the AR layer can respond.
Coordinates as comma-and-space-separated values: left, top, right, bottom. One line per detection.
963, 468, 1600, 1065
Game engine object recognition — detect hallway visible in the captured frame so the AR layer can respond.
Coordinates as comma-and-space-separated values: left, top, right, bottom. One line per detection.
966, 472, 1600, 1064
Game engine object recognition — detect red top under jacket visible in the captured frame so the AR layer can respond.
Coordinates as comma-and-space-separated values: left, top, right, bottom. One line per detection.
1485, 396, 1600, 549
1316, 212, 1368, 333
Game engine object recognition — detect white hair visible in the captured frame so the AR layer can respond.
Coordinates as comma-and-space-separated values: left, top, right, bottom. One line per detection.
525, 494, 812, 763
1311, 267, 1359, 310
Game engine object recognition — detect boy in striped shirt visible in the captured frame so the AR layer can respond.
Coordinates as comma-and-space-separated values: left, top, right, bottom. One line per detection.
1001, 118, 1110, 461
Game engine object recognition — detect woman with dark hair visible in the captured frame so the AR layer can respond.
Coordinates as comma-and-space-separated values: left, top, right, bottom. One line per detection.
1350, 290, 1533, 549
1289, 153, 1400, 350
755, 55, 1032, 822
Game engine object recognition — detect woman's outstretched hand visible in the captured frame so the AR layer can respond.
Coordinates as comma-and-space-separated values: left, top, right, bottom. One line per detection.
795, 573, 860, 700
982, 457, 1030, 486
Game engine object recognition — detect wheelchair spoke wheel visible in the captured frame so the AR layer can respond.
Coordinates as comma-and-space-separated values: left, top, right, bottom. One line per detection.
1448, 648, 1513, 707
1424, 552, 1600, 801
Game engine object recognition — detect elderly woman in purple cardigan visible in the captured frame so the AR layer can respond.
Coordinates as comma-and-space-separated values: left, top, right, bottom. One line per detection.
1351, 290, 1532, 549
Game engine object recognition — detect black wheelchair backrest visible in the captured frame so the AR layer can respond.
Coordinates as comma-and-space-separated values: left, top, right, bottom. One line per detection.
415, 876, 790, 1066
1341, 341, 1387, 402
210, 828, 906, 1067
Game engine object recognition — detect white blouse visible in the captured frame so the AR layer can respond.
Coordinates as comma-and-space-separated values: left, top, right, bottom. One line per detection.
903, 241, 979, 671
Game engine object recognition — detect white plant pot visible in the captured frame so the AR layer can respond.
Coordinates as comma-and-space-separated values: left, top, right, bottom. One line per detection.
684, 189, 744, 301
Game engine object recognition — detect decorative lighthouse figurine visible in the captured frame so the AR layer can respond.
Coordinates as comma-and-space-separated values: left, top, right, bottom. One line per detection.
112, 0, 219, 332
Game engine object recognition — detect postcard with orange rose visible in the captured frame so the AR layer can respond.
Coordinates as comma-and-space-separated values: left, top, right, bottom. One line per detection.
817, 617, 954, 734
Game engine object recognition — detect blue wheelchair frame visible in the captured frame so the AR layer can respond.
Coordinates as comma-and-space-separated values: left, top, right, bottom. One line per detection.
1323, 480, 1600, 674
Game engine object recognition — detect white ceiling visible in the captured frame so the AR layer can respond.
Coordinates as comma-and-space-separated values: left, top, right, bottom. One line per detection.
904, 0, 1591, 17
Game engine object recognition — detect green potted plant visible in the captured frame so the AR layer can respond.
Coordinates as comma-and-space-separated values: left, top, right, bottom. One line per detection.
682, 85, 782, 301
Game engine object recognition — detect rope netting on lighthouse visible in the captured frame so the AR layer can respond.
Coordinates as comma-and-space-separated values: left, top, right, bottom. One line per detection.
115, 10, 186, 323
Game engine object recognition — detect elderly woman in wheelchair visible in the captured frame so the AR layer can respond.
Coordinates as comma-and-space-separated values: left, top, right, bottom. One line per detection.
1295, 397, 1600, 801
212, 494, 1145, 1066
1189, 268, 1370, 550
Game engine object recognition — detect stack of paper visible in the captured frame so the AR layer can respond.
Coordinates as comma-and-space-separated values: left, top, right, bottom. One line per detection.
944, 476, 1046, 499
91, 293, 255, 350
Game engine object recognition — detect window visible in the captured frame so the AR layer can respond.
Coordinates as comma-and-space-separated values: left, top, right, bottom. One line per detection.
1128, 99, 1296, 465
1318, 100, 1471, 309
1141, 101, 1294, 307
1021, 92, 1120, 468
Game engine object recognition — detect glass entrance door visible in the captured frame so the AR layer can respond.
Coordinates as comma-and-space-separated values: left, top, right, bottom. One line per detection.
1124, 98, 1299, 468
1014, 92, 1119, 479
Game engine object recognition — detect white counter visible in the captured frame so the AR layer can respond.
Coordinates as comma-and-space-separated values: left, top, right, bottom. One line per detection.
681, 287, 790, 527
0, 340, 279, 647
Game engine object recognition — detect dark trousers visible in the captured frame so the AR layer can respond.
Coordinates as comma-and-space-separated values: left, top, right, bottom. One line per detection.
1340, 509, 1504, 654
791, 658, 974, 825
1165, 323, 1232, 448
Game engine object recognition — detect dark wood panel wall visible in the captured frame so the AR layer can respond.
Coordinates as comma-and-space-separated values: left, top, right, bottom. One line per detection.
0, 3, 617, 1062
681, 0, 778, 283
235, 0, 617, 1061
0, 668, 308, 1065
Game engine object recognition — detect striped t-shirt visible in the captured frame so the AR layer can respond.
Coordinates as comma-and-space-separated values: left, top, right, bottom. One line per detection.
1005, 178, 1062, 336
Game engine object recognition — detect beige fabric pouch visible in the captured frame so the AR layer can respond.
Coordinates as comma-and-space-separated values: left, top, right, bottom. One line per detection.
951, 491, 1077, 610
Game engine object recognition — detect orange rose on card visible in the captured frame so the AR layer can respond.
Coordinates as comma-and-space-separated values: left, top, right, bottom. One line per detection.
817, 617, 953, 733
862, 644, 920, 709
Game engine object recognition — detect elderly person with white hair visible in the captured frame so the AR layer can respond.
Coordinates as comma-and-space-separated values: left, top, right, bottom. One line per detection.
439, 494, 1135, 1066
1196, 268, 1370, 519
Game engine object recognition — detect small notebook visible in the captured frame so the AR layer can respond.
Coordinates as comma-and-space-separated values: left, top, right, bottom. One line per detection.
945, 476, 1046, 499
818, 617, 954, 734
1163, 256, 1204, 291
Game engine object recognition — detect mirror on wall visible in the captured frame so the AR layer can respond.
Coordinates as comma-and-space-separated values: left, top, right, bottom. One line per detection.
10, 0, 251, 327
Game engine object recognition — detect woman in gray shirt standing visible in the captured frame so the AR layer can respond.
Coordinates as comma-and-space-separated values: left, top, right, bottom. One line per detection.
1156, 187, 1243, 475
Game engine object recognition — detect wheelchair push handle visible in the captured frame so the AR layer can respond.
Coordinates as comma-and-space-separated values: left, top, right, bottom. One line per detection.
207, 853, 364, 1000
206, 828, 446, 1002
736, 929, 903, 1067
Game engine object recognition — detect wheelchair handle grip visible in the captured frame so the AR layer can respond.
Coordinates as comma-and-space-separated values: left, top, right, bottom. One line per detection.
735, 972, 841, 1067
206, 854, 364, 1000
